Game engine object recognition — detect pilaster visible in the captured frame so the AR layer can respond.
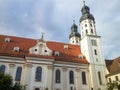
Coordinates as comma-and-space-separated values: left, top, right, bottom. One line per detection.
62, 67, 68, 90
75, 68, 81, 90
23, 63, 33, 90
47, 65, 53, 90
9, 63, 16, 81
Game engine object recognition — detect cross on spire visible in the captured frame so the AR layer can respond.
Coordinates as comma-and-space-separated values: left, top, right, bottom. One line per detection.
73, 20, 75, 24
41, 32, 44, 40
83, 0, 86, 5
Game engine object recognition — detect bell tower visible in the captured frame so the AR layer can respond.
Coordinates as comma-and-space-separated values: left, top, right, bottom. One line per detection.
69, 20, 81, 45
80, 2, 107, 90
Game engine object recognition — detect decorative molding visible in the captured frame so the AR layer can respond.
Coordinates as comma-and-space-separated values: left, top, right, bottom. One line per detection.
62, 67, 68, 71
24, 63, 33, 68
47, 65, 53, 69
9, 63, 16, 67
75, 68, 81, 72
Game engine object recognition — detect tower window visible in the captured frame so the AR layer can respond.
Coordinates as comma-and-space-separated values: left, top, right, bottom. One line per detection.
91, 39, 97, 46
98, 71, 102, 85
109, 78, 111, 83
90, 24, 92, 27
85, 24, 87, 27
91, 29, 93, 33
86, 29, 88, 34
115, 76, 119, 81
94, 49, 97, 55
82, 71, 87, 84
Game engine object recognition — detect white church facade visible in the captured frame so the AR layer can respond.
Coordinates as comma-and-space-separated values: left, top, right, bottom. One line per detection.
0, 3, 107, 90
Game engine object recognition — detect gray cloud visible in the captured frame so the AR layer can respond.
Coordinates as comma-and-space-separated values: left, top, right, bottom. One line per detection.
0, 0, 119, 59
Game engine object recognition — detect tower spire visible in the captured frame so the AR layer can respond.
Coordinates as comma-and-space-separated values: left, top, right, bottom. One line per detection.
41, 32, 44, 40
83, 0, 85, 5
69, 20, 81, 45
73, 20, 75, 24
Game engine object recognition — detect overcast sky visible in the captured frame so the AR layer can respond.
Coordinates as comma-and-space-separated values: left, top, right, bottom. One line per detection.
0, 0, 120, 59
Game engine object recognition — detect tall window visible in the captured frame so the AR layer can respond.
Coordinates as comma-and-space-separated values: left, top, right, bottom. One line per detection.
98, 71, 102, 85
35, 67, 42, 81
0, 65, 6, 73
109, 78, 111, 83
90, 24, 92, 27
69, 71, 74, 84
91, 29, 93, 33
55, 69, 61, 83
86, 29, 88, 34
15, 67, 22, 81
82, 71, 87, 84
94, 49, 97, 55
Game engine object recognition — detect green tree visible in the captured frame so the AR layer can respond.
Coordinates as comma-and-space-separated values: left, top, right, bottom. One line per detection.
0, 71, 12, 90
0, 71, 26, 90
107, 81, 120, 90
12, 83, 26, 90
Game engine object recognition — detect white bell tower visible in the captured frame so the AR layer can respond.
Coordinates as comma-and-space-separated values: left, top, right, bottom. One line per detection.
80, 2, 107, 90
69, 20, 81, 45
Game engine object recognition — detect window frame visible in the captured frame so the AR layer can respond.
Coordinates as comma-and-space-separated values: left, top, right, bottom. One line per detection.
15, 66, 22, 81
69, 71, 74, 84
0, 65, 6, 73
35, 67, 42, 81
82, 71, 87, 85
55, 69, 61, 83
98, 71, 102, 85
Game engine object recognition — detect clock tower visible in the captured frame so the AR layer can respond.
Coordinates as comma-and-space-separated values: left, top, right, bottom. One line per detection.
80, 2, 107, 90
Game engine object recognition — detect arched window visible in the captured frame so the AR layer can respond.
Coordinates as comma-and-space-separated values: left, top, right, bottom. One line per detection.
35, 67, 42, 81
82, 71, 87, 84
0, 65, 6, 73
35, 88, 40, 90
69, 71, 74, 84
15, 67, 22, 81
55, 69, 61, 83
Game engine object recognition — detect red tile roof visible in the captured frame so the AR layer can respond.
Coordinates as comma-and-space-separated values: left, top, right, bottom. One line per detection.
0, 35, 88, 64
106, 57, 120, 76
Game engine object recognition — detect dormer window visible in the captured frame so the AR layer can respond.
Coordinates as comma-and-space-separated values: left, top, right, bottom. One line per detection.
5, 37, 11, 42
64, 45, 68, 49
78, 54, 83, 59
13, 46, 20, 52
54, 51, 60, 56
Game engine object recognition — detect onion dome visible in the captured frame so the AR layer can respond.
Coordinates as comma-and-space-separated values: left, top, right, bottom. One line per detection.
80, 3, 95, 23
69, 20, 81, 39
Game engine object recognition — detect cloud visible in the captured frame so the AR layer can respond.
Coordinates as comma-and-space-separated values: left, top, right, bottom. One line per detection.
0, 0, 120, 59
